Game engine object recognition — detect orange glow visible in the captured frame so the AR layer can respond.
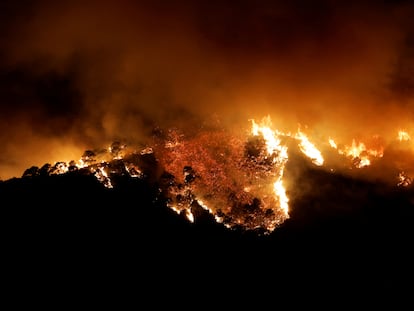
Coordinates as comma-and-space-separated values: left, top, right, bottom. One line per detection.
2, 0, 414, 239
398, 130, 411, 142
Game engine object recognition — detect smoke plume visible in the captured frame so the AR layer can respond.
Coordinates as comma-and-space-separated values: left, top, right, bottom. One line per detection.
1, 0, 414, 180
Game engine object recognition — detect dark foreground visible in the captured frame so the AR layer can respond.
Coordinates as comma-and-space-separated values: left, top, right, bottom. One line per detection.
2, 166, 414, 305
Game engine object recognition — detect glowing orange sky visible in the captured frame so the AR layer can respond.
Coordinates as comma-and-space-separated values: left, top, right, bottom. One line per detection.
1, 0, 414, 180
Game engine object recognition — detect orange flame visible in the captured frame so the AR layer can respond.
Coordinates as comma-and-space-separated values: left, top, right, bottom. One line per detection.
251, 118, 289, 215
398, 130, 411, 142
295, 130, 324, 166
328, 138, 383, 168
397, 171, 412, 187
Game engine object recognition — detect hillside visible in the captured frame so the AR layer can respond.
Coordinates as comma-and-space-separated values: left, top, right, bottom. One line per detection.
2, 153, 413, 301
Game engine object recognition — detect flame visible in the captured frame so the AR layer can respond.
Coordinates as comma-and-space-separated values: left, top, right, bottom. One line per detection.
252, 117, 324, 167
251, 117, 286, 157
94, 165, 113, 188
251, 118, 289, 215
328, 138, 384, 168
185, 209, 195, 223
294, 130, 324, 166
397, 171, 412, 187
196, 199, 226, 225
398, 130, 411, 142
151, 116, 293, 233
328, 138, 337, 149
273, 180, 289, 215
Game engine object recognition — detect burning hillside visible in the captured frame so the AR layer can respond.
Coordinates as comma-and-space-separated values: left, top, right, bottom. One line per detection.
9, 116, 413, 235
3, 114, 414, 299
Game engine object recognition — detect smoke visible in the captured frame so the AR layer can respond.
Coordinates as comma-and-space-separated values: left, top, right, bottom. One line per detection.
1, 0, 414, 180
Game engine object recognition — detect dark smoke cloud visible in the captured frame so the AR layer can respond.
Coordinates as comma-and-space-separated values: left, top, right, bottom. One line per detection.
1, 0, 414, 179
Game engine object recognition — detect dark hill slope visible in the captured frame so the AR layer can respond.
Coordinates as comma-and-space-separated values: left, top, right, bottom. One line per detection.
1, 164, 413, 302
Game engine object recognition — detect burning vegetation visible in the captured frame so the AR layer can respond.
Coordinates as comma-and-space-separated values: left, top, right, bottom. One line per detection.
14, 116, 414, 234
155, 123, 289, 233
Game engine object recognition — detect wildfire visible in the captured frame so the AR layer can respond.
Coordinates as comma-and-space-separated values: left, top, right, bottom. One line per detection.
156, 116, 328, 233
251, 117, 286, 158
328, 138, 384, 168
19, 115, 414, 234
250, 118, 289, 215
150, 116, 300, 234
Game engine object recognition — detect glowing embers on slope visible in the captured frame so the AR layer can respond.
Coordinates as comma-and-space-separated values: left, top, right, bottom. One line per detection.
395, 130, 414, 186
156, 120, 291, 234
76, 143, 148, 188
397, 171, 412, 187
23, 141, 148, 188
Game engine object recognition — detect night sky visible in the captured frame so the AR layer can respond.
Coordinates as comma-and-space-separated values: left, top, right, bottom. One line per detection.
1, 0, 414, 180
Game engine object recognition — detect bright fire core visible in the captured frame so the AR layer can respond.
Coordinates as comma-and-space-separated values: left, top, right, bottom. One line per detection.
156, 117, 293, 233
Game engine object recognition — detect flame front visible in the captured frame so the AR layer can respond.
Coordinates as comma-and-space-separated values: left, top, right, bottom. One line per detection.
155, 116, 331, 233
24, 116, 414, 234
251, 118, 289, 215
328, 138, 384, 168
295, 130, 324, 166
